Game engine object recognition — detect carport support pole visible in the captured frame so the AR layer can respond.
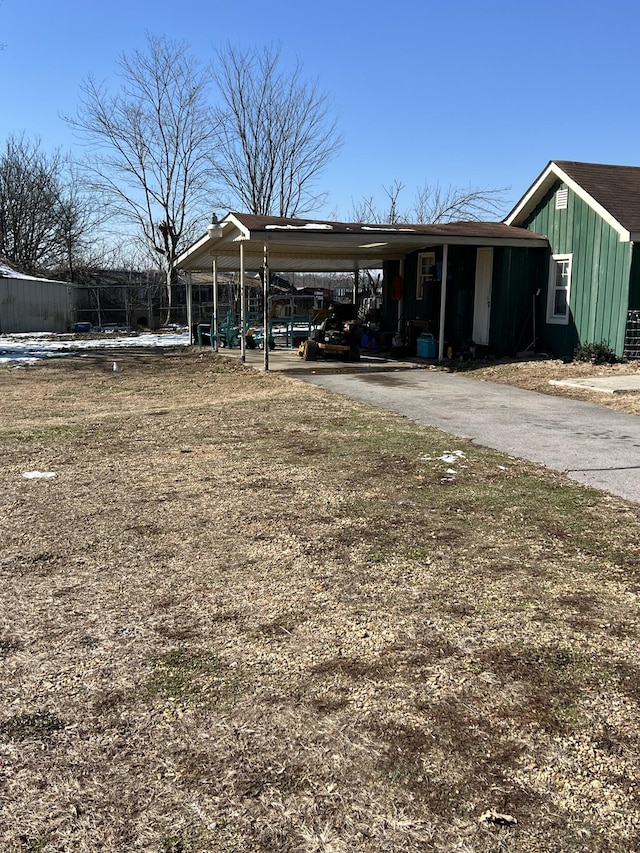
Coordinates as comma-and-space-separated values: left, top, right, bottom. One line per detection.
186, 274, 193, 343
438, 243, 449, 361
212, 256, 219, 352
397, 259, 404, 335
353, 266, 359, 316
240, 241, 246, 362
263, 243, 269, 372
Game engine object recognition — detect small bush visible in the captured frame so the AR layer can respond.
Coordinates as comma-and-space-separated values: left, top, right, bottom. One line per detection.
574, 341, 620, 364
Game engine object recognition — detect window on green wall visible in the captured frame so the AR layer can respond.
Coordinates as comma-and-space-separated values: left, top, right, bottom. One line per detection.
417, 252, 436, 300
547, 253, 572, 325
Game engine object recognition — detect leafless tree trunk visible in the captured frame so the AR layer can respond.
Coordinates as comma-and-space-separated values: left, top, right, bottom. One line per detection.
211, 44, 342, 217
66, 34, 219, 324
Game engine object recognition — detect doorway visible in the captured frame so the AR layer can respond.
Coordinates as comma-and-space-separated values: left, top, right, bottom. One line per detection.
473, 247, 493, 346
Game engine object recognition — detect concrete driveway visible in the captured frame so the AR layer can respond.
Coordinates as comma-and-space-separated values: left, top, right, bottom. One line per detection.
298, 367, 640, 505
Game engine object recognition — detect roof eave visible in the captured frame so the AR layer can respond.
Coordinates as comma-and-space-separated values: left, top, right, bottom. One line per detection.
505, 161, 631, 242
175, 212, 548, 273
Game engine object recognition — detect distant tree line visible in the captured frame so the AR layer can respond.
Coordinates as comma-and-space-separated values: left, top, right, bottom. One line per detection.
0, 34, 507, 321
1, 38, 345, 322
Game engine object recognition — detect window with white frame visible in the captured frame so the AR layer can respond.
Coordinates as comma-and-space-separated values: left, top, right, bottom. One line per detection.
417, 252, 436, 300
547, 253, 572, 324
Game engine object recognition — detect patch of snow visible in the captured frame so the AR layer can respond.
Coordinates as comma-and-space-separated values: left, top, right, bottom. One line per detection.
0, 330, 190, 365
438, 451, 466, 464
361, 226, 417, 233
22, 471, 57, 479
0, 262, 59, 281
265, 223, 333, 231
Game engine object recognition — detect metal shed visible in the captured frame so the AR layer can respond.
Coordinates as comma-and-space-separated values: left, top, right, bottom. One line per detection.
0, 264, 73, 334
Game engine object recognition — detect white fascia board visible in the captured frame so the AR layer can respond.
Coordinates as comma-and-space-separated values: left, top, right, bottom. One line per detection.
504, 163, 557, 226
174, 216, 240, 268
174, 231, 211, 267
225, 213, 251, 239
506, 162, 631, 242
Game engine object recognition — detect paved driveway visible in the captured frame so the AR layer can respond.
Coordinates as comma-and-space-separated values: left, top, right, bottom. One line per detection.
300, 369, 640, 505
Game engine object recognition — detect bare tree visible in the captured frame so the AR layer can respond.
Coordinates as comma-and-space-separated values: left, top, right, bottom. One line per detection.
53, 161, 110, 282
351, 179, 510, 224
350, 180, 407, 224
0, 134, 106, 278
66, 34, 219, 323
0, 134, 62, 273
211, 44, 342, 216
413, 181, 509, 223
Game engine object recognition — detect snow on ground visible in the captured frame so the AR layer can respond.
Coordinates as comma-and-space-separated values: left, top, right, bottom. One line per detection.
0, 330, 191, 365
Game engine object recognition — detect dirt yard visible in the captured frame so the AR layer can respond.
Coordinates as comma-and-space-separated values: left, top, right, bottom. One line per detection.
1, 349, 640, 852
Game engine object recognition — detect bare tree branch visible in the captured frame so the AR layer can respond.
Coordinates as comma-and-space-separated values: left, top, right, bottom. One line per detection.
52, 160, 111, 282
65, 33, 219, 323
0, 133, 108, 278
413, 182, 510, 223
0, 134, 63, 273
211, 44, 343, 217
350, 180, 510, 224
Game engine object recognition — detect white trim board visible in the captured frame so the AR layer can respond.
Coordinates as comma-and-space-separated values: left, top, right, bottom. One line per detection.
505, 162, 631, 243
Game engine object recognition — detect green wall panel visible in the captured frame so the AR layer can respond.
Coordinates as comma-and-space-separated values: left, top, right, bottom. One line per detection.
491, 247, 545, 356
524, 182, 631, 357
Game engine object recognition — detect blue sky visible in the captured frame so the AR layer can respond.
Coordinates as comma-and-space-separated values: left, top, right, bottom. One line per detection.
2, 0, 640, 221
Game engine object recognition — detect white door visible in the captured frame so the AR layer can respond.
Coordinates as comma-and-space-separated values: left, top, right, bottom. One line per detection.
472, 247, 493, 345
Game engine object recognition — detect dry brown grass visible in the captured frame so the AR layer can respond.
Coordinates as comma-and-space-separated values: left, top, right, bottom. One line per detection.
1, 348, 640, 852
447, 356, 640, 415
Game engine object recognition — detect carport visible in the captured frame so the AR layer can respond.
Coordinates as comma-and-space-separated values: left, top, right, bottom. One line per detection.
175, 212, 546, 369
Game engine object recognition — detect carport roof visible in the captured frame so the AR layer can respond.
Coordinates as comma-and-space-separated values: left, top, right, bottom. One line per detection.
175, 212, 547, 274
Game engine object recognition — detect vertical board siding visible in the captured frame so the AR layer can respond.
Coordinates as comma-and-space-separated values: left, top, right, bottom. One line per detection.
524, 181, 631, 357
491, 247, 543, 356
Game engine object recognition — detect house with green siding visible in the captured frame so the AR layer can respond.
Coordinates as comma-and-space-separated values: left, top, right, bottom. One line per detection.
177, 161, 640, 361
378, 225, 546, 360
177, 214, 548, 361
505, 160, 640, 359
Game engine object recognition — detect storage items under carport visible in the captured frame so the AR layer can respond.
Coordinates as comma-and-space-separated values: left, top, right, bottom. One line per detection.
416, 333, 436, 359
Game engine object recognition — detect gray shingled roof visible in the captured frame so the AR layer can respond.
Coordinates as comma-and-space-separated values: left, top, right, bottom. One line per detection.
231, 212, 545, 242
553, 161, 640, 233
176, 212, 546, 273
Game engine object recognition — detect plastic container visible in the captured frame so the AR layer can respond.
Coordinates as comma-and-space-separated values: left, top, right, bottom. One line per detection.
416, 333, 436, 359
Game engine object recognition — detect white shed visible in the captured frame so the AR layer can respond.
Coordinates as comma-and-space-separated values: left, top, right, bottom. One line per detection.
0, 263, 73, 333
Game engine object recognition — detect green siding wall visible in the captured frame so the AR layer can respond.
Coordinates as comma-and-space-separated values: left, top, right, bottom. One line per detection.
384, 246, 544, 357
491, 247, 545, 356
524, 182, 632, 358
